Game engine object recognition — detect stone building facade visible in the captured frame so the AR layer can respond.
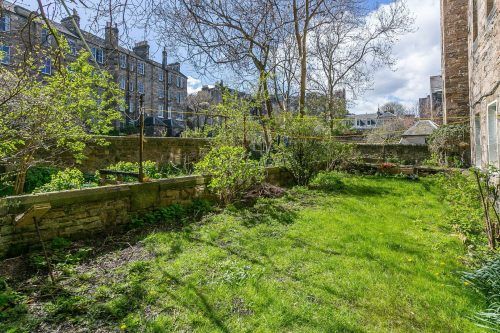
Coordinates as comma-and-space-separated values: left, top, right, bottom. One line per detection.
0, 1, 188, 136
468, 0, 499, 168
440, 0, 470, 124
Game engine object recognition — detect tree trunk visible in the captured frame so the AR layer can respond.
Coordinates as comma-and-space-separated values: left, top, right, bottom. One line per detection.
299, 49, 307, 116
14, 166, 28, 195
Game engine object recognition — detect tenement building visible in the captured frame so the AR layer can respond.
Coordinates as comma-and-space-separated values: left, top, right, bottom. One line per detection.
418, 75, 443, 123
468, 0, 499, 168
0, 1, 188, 136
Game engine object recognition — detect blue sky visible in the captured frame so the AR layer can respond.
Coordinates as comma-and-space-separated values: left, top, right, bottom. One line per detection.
19, 0, 441, 114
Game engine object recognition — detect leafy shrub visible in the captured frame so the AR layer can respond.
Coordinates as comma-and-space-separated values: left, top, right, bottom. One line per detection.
195, 146, 264, 204
309, 172, 345, 192
33, 168, 86, 193
100, 161, 187, 182
428, 124, 469, 167
274, 115, 357, 185
463, 256, 500, 330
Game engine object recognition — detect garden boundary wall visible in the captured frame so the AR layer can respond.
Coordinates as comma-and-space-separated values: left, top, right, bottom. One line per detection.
0, 167, 293, 258
68, 137, 430, 173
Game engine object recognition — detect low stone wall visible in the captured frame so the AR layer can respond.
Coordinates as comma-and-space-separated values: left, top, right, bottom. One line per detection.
354, 144, 430, 165
0, 167, 291, 258
74, 136, 211, 173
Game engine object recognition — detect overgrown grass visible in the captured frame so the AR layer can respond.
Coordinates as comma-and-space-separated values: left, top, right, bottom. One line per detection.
0, 174, 491, 332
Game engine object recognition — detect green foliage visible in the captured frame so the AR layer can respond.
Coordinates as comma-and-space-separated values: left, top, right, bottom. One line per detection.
309, 171, 345, 191
195, 146, 264, 203
435, 171, 485, 249
0, 39, 123, 194
99, 161, 187, 182
33, 168, 87, 193
428, 124, 470, 167
274, 114, 357, 185
464, 256, 500, 331
24, 167, 59, 193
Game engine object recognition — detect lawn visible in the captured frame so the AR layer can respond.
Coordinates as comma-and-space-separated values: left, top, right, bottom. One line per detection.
0, 174, 489, 332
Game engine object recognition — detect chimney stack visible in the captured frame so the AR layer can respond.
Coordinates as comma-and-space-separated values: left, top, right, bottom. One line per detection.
60, 9, 80, 34
162, 47, 168, 68
104, 22, 119, 49
133, 41, 149, 60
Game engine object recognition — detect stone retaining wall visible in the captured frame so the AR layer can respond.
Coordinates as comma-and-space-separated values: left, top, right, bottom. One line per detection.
0, 167, 292, 258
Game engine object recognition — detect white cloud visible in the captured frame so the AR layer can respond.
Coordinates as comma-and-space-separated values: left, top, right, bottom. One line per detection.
187, 76, 203, 94
351, 0, 441, 114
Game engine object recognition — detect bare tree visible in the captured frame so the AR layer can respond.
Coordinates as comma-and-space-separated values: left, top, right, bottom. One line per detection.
291, 0, 412, 115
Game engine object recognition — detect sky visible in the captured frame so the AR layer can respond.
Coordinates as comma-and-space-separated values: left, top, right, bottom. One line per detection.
19, 0, 441, 114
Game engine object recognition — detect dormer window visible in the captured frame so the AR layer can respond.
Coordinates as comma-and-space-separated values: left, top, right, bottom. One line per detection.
138, 61, 145, 75
0, 13, 10, 32
119, 54, 127, 69
91, 47, 104, 64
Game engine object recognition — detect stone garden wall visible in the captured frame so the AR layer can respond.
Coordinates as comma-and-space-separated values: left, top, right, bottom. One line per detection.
74, 136, 211, 172
74, 137, 430, 173
0, 167, 293, 258
354, 144, 430, 165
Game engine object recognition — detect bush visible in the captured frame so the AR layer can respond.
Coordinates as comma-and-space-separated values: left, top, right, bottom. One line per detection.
99, 161, 187, 182
274, 115, 357, 185
428, 124, 469, 167
195, 146, 264, 204
309, 172, 345, 191
33, 168, 86, 193
463, 256, 500, 330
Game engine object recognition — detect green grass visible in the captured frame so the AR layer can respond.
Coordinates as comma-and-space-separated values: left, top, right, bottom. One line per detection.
0, 174, 490, 332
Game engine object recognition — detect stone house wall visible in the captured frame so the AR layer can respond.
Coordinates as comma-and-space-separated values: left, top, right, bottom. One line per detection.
468, 0, 499, 168
440, 0, 470, 125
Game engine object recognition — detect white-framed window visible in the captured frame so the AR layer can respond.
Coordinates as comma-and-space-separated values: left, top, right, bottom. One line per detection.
159, 71, 164, 82
119, 76, 126, 90
168, 73, 173, 84
129, 81, 134, 92
138, 81, 144, 94
91, 47, 104, 64
119, 54, 127, 69
158, 88, 164, 99
177, 92, 182, 103
67, 38, 77, 55
41, 58, 52, 75
129, 100, 135, 113
129, 61, 135, 72
158, 104, 164, 118
0, 13, 10, 32
1, 45, 11, 65
138, 61, 145, 75
475, 114, 482, 168
41, 28, 52, 46
167, 106, 172, 119
487, 101, 498, 166
176, 76, 181, 88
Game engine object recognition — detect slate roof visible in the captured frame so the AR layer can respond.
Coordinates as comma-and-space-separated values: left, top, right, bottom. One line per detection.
402, 120, 438, 136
